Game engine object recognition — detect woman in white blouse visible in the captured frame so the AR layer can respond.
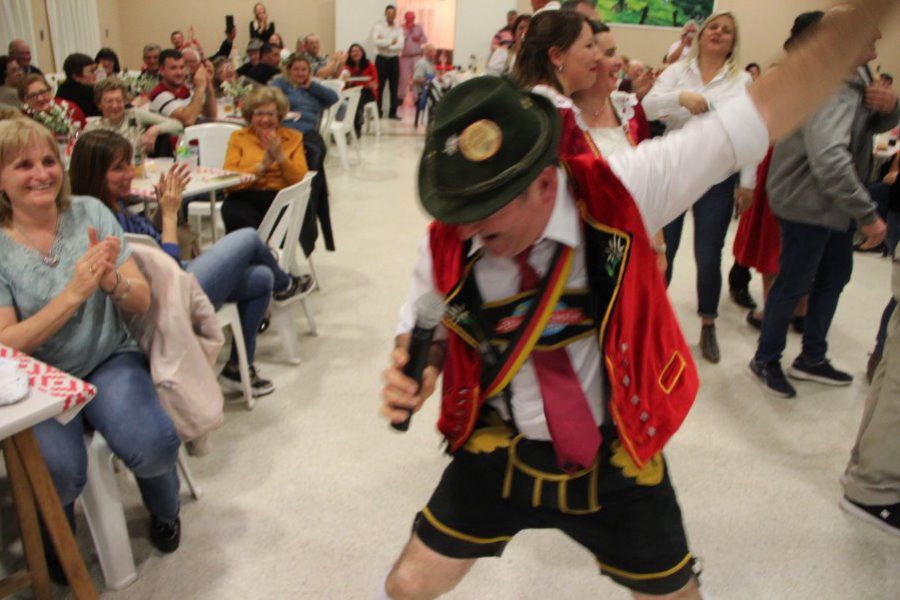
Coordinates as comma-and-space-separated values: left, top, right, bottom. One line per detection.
642, 11, 754, 364
573, 21, 667, 273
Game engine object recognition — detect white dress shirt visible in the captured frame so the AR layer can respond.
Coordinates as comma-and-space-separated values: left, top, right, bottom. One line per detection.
397, 90, 769, 440
372, 20, 404, 57
643, 58, 756, 188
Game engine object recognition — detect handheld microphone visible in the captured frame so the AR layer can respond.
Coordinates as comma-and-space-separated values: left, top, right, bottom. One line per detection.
392, 292, 445, 432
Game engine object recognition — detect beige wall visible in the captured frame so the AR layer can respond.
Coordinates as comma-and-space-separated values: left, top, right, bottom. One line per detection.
514, 0, 900, 81
29, 0, 54, 72
35, 1, 896, 80
97, 0, 123, 59
113, 0, 336, 70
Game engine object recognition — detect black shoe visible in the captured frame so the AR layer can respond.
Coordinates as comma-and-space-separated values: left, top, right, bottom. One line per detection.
839, 496, 899, 538
150, 515, 181, 553
220, 363, 275, 397
258, 317, 270, 334
746, 310, 762, 330
791, 316, 806, 334
699, 324, 720, 363
273, 275, 314, 302
729, 286, 757, 310
749, 359, 797, 398
788, 356, 852, 386
866, 351, 882, 384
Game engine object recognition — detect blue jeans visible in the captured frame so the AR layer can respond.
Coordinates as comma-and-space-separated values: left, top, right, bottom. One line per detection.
755, 220, 855, 363
874, 210, 900, 356
664, 174, 738, 318
185, 228, 290, 363
33, 351, 181, 524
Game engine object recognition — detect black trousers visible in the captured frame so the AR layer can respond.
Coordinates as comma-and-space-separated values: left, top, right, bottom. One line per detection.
222, 189, 278, 233
300, 131, 336, 257
375, 55, 400, 118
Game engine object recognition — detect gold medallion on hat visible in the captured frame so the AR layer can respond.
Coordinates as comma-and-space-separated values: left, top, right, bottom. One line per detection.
458, 119, 503, 163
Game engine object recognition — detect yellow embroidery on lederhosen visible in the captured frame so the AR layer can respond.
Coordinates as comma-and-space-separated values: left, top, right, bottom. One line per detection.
609, 440, 664, 486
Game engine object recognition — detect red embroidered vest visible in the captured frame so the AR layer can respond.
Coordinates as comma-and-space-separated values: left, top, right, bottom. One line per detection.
428, 154, 699, 468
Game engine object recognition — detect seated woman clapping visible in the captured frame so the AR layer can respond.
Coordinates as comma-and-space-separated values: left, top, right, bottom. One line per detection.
84, 77, 183, 157
221, 86, 308, 232
69, 130, 310, 397
0, 118, 182, 559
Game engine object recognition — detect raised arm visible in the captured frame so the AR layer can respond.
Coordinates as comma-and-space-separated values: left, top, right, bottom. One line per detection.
749, 1, 893, 142
610, 0, 897, 235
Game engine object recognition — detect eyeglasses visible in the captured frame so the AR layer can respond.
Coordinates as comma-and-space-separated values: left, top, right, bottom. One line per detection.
253, 110, 279, 118
24, 89, 51, 101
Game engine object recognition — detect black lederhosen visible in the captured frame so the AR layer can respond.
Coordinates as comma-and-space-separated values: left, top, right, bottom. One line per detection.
413, 412, 696, 595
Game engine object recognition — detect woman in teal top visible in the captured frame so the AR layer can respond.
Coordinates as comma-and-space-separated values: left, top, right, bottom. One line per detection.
0, 118, 183, 566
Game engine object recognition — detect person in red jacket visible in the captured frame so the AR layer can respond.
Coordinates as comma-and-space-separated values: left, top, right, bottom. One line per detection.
378, 2, 893, 597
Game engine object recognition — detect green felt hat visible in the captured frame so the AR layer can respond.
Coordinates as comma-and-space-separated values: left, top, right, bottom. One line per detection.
417, 76, 561, 224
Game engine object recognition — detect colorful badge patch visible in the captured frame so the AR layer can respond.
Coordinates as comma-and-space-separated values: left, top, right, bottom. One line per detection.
459, 119, 503, 163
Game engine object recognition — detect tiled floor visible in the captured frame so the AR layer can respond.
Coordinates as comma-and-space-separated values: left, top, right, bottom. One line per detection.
4, 114, 898, 599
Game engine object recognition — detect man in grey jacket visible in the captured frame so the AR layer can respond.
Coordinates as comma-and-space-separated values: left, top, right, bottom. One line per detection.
750, 10, 898, 398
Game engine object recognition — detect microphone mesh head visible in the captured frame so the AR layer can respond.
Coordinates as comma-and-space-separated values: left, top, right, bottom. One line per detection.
415, 292, 445, 329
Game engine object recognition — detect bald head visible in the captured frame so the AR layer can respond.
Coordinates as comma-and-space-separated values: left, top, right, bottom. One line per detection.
8, 40, 32, 67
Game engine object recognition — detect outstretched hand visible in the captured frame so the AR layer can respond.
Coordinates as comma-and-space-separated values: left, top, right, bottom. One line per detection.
155, 162, 191, 217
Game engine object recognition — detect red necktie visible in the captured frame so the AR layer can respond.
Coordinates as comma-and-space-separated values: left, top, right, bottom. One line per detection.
516, 246, 601, 471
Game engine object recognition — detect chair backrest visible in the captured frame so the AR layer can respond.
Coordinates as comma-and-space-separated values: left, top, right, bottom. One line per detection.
332, 87, 362, 129
318, 79, 345, 94
257, 171, 317, 274
181, 122, 242, 168
124, 233, 158, 248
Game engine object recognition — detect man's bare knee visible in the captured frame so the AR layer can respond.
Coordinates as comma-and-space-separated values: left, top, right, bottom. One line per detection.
385, 534, 475, 600
632, 576, 701, 600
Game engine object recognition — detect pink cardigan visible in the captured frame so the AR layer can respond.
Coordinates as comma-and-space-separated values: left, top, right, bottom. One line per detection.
124, 244, 224, 442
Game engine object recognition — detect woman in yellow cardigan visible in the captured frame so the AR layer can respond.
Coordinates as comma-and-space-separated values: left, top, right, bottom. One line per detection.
222, 86, 308, 232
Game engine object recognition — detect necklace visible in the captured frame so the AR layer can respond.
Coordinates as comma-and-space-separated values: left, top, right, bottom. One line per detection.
11, 216, 61, 267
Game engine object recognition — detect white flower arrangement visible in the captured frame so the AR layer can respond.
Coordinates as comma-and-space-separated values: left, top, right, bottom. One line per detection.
27, 102, 78, 138
121, 71, 157, 97
221, 79, 253, 100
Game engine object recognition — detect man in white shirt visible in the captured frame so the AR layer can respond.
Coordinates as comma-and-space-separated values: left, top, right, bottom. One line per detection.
148, 49, 216, 126
377, 3, 895, 598
372, 4, 404, 119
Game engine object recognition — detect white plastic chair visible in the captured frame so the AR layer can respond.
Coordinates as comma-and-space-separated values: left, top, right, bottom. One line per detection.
123, 233, 254, 409
329, 87, 362, 170
257, 172, 318, 364
182, 123, 242, 243
316, 79, 346, 139
318, 79, 345, 94
363, 101, 381, 137
79, 433, 200, 590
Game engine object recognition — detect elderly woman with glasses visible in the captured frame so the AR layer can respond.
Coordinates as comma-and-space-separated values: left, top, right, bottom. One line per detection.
84, 77, 182, 155
17, 73, 86, 131
222, 86, 308, 232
